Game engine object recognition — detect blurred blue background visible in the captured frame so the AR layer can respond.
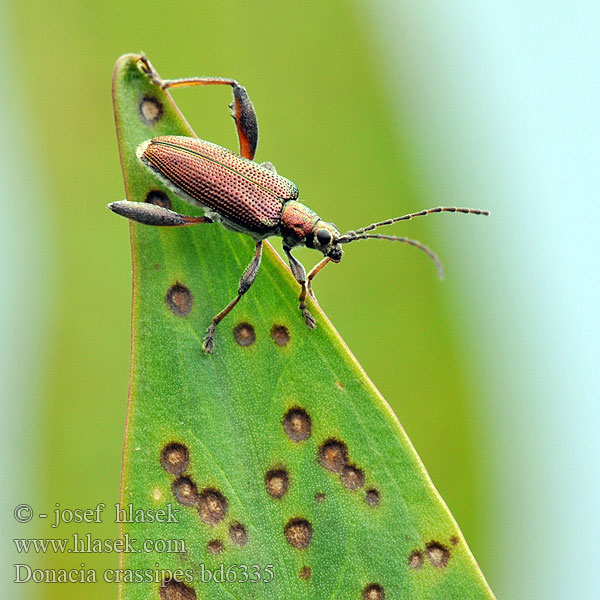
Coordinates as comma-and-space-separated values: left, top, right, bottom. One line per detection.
1, 1, 598, 599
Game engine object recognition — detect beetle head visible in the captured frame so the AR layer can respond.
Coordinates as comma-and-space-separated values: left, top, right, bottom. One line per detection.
308, 221, 343, 262
280, 201, 343, 261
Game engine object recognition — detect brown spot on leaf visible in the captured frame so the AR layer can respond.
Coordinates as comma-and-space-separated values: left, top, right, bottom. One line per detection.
160, 443, 189, 476
450, 535, 459, 546
363, 583, 385, 599
365, 488, 380, 507
299, 565, 311, 580
408, 549, 424, 570
335, 381, 345, 390
271, 324, 290, 346
233, 322, 256, 346
145, 189, 171, 209
284, 518, 313, 549
426, 541, 450, 568
159, 578, 196, 600
229, 522, 248, 546
315, 492, 326, 503
282, 407, 312, 442
139, 95, 163, 125
265, 469, 289, 499
317, 439, 348, 473
198, 488, 228, 525
166, 284, 193, 317
207, 539, 224, 555
172, 477, 198, 506
340, 464, 365, 490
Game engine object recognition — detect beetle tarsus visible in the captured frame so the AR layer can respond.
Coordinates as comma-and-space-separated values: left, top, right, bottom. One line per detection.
299, 287, 317, 328
301, 306, 317, 329
203, 324, 216, 354
137, 54, 162, 86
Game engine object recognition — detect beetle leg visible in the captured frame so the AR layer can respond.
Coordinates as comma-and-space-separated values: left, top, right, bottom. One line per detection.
138, 55, 258, 160
306, 257, 332, 301
108, 200, 212, 227
283, 246, 317, 329
203, 241, 263, 354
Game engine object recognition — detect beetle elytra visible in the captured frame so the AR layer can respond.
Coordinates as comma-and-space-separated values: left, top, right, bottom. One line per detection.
109, 55, 489, 353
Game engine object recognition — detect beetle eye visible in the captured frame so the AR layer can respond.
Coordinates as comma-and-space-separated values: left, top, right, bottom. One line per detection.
316, 229, 332, 246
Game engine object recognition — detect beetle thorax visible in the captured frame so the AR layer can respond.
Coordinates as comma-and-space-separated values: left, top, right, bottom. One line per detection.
279, 201, 320, 247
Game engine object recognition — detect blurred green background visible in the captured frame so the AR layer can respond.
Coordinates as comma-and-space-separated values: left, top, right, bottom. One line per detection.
2, 1, 597, 599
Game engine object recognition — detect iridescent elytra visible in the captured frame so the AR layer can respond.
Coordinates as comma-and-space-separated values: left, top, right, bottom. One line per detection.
109, 55, 489, 353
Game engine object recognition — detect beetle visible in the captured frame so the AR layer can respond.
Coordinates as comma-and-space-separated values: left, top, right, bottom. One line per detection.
109, 55, 489, 353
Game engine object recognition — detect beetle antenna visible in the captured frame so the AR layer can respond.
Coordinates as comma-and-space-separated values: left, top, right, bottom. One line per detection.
337, 233, 445, 279
351, 206, 489, 236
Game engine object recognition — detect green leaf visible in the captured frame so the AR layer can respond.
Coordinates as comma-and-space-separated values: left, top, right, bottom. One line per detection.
114, 54, 494, 600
